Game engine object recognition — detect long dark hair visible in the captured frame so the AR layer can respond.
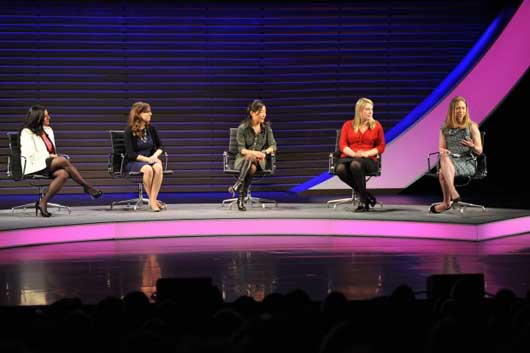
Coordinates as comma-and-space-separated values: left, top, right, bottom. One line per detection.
21, 105, 46, 135
242, 99, 268, 125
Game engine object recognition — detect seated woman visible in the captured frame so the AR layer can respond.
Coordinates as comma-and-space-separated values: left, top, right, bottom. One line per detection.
20, 105, 103, 217
124, 101, 166, 212
228, 99, 277, 211
430, 96, 483, 213
335, 97, 385, 212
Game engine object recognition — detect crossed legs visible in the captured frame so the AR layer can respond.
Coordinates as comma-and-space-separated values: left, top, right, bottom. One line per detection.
433, 153, 460, 213
39, 156, 99, 212
140, 162, 164, 211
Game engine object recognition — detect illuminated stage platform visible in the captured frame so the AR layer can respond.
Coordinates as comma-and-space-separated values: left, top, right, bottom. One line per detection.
1, 203, 530, 249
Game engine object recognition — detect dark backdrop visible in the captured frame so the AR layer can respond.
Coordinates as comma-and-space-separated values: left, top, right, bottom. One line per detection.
0, 0, 516, 195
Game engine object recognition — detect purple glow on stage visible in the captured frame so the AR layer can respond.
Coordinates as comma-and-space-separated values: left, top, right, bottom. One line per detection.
478, 215, 530, 240
1, 216, 529, 249
313, 1, 530, 190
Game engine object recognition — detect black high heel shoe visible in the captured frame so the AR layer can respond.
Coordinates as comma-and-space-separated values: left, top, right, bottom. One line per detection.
451, 197, 461, 209
354, 201, 370, 213
84, 186, 103, 200
35, 201, 51, 217
366, 193, 377, 208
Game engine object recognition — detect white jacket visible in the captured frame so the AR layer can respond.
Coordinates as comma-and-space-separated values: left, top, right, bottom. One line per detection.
20, 126, 56, 175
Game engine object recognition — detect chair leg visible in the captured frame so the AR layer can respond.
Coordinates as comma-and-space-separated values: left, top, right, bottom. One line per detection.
10, 185, 71, 216
453, 200, 486, 213
110, 183, 149, 210
245, 189, 277, 208
221, 196, 238, 209
221, 185, 278, 209
326, 189, 383, 209
327, 189, 357, 209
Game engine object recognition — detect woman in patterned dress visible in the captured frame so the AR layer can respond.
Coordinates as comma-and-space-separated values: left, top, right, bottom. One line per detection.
430, 96, 483, 213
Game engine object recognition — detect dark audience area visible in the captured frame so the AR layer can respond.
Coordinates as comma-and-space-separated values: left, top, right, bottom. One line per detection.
1, 276, 529, 353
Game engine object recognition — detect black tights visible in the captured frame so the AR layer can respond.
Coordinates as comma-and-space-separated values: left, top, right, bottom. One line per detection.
40, 156, 95, 208
335, 158, 378, 201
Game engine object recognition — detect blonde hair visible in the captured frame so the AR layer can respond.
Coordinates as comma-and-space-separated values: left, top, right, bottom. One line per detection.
353, 97, 376, 131
443, 96, 473, 129
128, 101, 151, 138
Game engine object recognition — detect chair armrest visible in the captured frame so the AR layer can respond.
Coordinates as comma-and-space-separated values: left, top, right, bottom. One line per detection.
427, 152, 440, 172
162, 151, 169, 171
329, 152, 337, 174
269, 153, 276, 173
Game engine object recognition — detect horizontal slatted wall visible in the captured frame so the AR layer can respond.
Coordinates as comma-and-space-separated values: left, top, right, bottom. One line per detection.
0, 0, 500, 194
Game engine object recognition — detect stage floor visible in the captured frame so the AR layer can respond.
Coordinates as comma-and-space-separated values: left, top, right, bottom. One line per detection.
1, 199, 530, 305
1, 202, 530, 249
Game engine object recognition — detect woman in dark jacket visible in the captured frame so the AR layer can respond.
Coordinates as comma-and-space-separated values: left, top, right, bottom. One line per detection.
228, 99, 277, 211
124, 101, 166, 212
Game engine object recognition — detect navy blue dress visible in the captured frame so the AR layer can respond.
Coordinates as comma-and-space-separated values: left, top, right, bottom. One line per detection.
124, 132, 155, 173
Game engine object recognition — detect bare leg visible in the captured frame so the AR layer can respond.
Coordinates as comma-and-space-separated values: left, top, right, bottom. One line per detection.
140, 165, 158, 211
434, 154, 459, 212
150, 163, 164, 206
39, 169, 69, 211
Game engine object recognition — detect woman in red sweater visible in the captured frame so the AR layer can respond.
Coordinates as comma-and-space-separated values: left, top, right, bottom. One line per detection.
336, 97, 385, 212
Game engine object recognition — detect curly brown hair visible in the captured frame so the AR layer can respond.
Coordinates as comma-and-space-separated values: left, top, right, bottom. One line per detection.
128, 101, 151, 138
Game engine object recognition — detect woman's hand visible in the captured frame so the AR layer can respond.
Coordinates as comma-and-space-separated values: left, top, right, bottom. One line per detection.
147, 156, 161, 164
254, 150, 266, 161
459, 137, 475, 148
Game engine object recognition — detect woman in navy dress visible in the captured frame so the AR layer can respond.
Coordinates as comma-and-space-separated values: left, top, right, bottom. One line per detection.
124, 101, 166, 212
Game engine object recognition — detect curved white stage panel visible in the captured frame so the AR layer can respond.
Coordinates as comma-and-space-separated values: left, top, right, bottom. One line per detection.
1, 204, 530, 249
312, 1, 530, 190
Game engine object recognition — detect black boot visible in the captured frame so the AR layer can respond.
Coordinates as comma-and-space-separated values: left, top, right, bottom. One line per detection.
228, 180, 243, 196
237, 190, 246, 211
366, 192, 377, 207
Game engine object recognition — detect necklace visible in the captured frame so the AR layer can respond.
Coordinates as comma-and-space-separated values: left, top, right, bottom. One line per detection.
140, 130, 148, 142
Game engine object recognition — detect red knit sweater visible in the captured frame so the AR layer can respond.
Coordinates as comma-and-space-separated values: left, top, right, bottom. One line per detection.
339, 120, 385, 160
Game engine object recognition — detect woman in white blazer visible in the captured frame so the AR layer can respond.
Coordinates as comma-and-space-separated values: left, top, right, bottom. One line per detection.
20, 105, 103, 217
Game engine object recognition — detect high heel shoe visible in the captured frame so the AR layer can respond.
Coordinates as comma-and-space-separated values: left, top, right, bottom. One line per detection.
451, 197, 461, 209
429, 203, 451, 214
84, 186, 103, 200
366, 193, 377, 208
354, 201, 370, 213
35, 201, 51, 217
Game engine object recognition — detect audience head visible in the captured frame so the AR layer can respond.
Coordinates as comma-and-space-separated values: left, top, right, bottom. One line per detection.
22, 105, 48, 134
444, 96, 471, 129
389, 284, 415, 305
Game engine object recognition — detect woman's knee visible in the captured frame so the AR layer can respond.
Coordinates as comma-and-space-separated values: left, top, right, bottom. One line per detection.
335, 164, 346, 175
54, 169, 69, 180
141, 166, 154, 177
349, 161, 362, 173
152, 163, 163, 173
